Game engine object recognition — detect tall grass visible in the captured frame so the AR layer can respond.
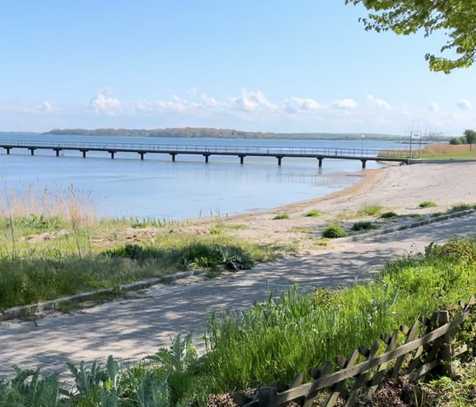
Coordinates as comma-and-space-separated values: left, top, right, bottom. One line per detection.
204, 239, 476, 391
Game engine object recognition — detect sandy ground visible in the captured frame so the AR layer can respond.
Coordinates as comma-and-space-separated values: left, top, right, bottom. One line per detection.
202, 162, 476, 250
1, 162, 476, 376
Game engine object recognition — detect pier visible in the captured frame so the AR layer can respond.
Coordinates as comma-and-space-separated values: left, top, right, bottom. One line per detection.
0, 141, 410, 169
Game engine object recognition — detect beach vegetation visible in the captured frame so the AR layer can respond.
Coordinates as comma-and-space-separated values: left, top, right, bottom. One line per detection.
273, 212, 289, 220
419, 201, 437, 208
321, 224, 347, 238
358, 204, 382, 217
380, 211, 398, 219
351, 221, 377, 232
304, 209, 321, 218
449, 203, 476, 213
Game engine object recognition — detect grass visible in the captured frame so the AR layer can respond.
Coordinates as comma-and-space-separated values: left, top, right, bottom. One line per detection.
357, 204, 383, 217
380, 211, 398, 219
273, 212, 290, 220
419, 201, 437, 208
0, 214, 285, 310
304, 209, 321, 218
351, 221, 377, 232
1, 238, 476, 405
417, 143, 476, 161
321, 224, 347, 238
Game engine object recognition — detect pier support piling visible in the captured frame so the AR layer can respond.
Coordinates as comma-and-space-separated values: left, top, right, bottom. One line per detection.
139, 152, 145, 160
55, 149, 61, 157
361, 159, 367, 169
29, 148, 35, 156
81, 150, 87, 159
277, 156, 283, 166
204, 154, 209, 164
318, 157, 323, 168
239, 155, 245, 165
109, 151, 115, 160
5, 147, 10, 155
170, 153, 176, 162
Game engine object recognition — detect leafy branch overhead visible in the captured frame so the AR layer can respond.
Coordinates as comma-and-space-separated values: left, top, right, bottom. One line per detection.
346, 0, 476, 73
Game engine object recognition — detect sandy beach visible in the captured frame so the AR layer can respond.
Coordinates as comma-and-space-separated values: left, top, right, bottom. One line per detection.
183, 162, 476, 251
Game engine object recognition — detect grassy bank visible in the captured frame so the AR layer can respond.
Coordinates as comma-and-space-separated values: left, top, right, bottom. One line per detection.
0, 214, 286, 310
1, 238, 475, 405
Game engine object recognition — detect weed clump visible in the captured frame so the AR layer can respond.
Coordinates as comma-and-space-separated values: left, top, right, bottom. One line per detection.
419, 201, 437, 208
304, 209, 321, 218
273, 213, 289, 220
358, 205, 383, 216
351, 221, 377, 232
322, 224, 347, 238
380, 211, 398, 219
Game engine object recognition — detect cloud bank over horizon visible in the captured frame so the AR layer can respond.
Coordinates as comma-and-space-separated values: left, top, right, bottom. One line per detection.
0, 88, 474, 136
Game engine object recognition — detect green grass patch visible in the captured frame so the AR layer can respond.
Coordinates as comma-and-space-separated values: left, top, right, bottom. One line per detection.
419, 201, 437, 208
304, 209, 321, 218
273, 212, 289, 220
321, 224, 347, 238
350, 221, 377, 232
357, 205, 383, 217
380, 211, 398, 219
1, 239, 476, 405
449, 203, 476, 213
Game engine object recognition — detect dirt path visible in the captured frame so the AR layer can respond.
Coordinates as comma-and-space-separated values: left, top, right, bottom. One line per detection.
1, 213, 475, 377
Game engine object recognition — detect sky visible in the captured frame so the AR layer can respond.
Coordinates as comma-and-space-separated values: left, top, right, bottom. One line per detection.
0, 0, 475, 136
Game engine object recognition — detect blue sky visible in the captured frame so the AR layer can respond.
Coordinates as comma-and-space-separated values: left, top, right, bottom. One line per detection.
1, 0, 475, 135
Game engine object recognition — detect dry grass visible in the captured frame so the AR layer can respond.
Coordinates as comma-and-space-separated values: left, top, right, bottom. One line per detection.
419, 143, 476, 160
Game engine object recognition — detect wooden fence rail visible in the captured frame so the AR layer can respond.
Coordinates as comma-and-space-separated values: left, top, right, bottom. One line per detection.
245, 296, 476, 407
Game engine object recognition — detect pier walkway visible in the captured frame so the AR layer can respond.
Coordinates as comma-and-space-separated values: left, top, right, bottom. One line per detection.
0, 141, 410, 168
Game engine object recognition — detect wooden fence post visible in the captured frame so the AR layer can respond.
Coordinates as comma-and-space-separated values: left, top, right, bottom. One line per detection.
437, 310, 456, 378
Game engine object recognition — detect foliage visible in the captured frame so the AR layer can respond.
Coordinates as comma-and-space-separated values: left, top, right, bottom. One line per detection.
304, 209, 321, 218
450, 130, 476, 149
346, 0, 476, 73
419, 201, 437, 208
272, 213, 289, 220
204, 238, 476, 391
358, 205, 382, 216
321, 224, 347, 238
351, 221, 377, 232
380, 211, 398, 219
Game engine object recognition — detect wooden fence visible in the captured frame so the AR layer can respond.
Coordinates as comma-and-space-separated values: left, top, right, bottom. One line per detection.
244, 296, 476, 407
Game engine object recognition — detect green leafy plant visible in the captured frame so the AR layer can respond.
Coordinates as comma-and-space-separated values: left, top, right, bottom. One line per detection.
419, 201, 437, 208
304, 209, 321, 218
358, 205, 382, 216
380, 211, 398, 219
321, 224, 347, 238
351, 221, 377, 232
273, 213, 289, 220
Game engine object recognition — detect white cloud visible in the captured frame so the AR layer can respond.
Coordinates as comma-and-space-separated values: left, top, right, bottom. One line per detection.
284, 97, 321, 114
35, 101, 55, 113
457, 99, 473, 111
368, 95, 391, 110
232, 89, 277, 112
90, 91, 121, 114
333, 98, 358, 110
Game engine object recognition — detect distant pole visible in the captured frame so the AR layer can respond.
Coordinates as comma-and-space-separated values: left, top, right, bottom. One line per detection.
409, 131, 413, 159
361, 134, 365, 155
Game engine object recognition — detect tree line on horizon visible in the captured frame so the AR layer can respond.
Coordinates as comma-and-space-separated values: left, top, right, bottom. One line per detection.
449, 129, 476, 150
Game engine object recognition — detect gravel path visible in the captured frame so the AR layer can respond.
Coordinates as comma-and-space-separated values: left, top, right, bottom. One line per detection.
1, 214, 475, 377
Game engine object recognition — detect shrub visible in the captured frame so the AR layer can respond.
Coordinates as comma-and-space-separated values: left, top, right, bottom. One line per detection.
358, 205, 382, 216
425, 239, 476, 264
304, 209, 321, 218
351, 221, 377, 232
419, 201, 437, 208
449, 204, 476, 213
273, 213, 289, 220
380, 211, 398, 219
322, 224, 347, 238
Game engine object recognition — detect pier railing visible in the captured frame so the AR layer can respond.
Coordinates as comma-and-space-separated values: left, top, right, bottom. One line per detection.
0, 140, 411, 159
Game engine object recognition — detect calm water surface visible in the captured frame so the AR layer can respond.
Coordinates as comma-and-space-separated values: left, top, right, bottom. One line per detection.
0, 134, 406, 219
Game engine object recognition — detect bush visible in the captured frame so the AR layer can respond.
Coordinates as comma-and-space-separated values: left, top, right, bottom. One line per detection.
322, 224, 347, 238
380, 211, 398, 219
358, 205, 382, 216
419, 201, 437, 208
273, 213, 289, 220
425, 239, 476, 264
448, 204, 476, 213
351, 221, 377, 232
304, 209, 321, 218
